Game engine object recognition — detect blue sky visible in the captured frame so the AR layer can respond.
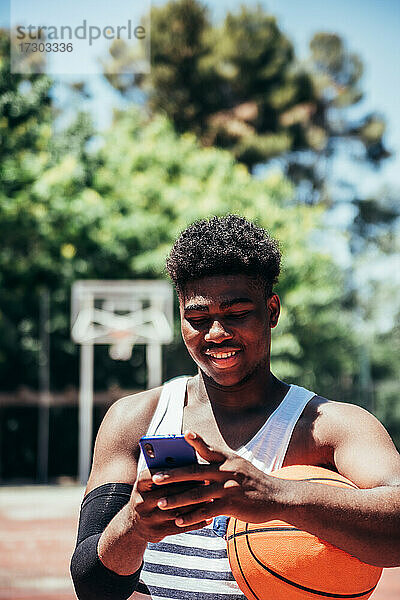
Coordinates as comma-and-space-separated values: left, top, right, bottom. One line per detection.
2, 0, 399, 192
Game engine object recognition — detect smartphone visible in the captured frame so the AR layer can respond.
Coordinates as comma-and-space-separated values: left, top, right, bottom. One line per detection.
139, 434, 198, 475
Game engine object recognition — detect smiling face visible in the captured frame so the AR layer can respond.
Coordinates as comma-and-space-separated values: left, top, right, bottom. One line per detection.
179, 274, 280, 388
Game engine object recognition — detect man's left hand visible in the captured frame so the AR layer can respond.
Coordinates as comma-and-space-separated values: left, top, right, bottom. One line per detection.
152, 431, 285, 526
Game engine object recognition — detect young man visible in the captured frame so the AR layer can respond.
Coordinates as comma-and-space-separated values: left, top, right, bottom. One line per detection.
71, 215, 400, 600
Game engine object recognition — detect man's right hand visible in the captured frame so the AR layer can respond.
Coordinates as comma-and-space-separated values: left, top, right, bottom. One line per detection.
131, 468, 213, 543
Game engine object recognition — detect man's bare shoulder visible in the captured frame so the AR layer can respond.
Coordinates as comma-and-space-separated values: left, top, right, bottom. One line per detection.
288, 395, 385, 468
297, 396, 400, 487
85, 386, 162, 492
112, 387, 162, 423
308, 396, 381, 445
98, 386, 163, 451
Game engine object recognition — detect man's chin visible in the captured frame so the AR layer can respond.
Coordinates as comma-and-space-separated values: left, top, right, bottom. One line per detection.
201, 363, 263, 389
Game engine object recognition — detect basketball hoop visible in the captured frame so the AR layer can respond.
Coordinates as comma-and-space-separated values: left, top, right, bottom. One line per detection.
70, 280, 174, 484
71, 282, 173, 349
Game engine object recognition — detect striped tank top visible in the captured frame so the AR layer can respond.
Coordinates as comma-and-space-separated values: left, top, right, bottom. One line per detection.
132, 376, 315, 600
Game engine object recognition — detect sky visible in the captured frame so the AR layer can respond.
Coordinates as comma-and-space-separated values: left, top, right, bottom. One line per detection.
8, 0, 150, 74
2, 0, 399, 194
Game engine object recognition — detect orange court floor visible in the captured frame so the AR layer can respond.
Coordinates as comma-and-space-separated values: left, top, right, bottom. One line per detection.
0, 484, 399, 600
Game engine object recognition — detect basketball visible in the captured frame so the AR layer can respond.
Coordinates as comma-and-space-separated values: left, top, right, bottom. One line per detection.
226, 465, 383, 600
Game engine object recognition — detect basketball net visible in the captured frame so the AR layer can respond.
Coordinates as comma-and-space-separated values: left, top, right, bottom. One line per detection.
108, 329, 138, 361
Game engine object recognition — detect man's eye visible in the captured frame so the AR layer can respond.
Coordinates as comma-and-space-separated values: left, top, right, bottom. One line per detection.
187, 317, 208, 325
227, 311, 250, 319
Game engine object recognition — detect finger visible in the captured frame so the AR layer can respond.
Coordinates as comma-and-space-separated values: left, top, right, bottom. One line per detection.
136, 468, 156, 493
134, 485, 180, 513
168, 501, 211, 519
139, 500, 211, 524
168, 519, 213, 536
184, 431, 227, 463
157, 482, 224, 510
152, 463, 227, 485
174, 499, 225, 527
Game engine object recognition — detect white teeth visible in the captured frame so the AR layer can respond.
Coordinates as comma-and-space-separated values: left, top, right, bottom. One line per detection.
208, 351, 237, 359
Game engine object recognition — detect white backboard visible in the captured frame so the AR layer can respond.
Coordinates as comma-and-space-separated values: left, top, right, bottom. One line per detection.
71, 280, 174, 347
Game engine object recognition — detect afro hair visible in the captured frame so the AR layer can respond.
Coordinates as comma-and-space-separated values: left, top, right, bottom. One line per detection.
166, 215, 281, 296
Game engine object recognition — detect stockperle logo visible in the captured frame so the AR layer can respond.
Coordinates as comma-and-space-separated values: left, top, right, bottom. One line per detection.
10, 0, 150, 75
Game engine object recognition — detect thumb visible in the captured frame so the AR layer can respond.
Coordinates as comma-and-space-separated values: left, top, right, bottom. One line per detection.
184, 431, 227, 463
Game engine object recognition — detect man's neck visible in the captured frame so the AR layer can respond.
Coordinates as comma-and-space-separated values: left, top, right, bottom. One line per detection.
194, 368, 289, 415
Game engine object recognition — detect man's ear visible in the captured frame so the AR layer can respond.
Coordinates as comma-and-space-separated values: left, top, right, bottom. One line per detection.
268, 294, 280, 328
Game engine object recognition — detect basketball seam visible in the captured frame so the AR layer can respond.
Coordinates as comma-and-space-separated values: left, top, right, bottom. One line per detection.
244, 523, 378, 599
232, 516, 262, 600
227, 527, 300, 541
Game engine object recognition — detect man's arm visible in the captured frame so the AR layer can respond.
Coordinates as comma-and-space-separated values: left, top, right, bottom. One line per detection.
148, 405, 400, 568
279, 401, 400, 567
71, 387, 214, 599
83, 389, 160, 576
70, 388, 160, 600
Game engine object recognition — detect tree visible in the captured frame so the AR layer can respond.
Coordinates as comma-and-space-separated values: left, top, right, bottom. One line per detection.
0, 29, 53, 197
372, 317, 400, 449
103, 1, 313, 170
78, 107, 359, 396
0, 27, 54, 389
92, 108, 398, 441
103, 3, 400, 438
288, 32, 390, 205
1, 92, 358, 395
348, 203, 400, 447
102, 1, 390, 196
0, 28, 95, 390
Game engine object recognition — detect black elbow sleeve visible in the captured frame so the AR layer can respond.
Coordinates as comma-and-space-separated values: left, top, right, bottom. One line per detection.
71, 532, 141, 600
70, 482, 142, 600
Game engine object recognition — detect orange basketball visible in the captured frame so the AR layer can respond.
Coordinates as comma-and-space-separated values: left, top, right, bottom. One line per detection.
227, 465, 382, 600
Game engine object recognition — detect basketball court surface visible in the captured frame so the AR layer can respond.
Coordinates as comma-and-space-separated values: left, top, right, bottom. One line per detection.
0, 484, 399, 599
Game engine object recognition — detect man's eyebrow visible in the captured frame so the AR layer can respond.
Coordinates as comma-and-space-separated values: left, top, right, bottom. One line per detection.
184, 304, 209, 312
219, 297, 254, 309
184, 298, 254, 312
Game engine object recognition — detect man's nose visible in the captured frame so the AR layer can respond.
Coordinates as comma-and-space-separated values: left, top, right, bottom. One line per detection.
204, 320, 233, 343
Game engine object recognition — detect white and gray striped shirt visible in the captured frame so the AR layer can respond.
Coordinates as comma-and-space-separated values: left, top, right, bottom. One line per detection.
132, 377, 315, 600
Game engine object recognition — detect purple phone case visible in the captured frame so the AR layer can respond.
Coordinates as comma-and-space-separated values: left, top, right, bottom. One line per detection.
139, 434, 197, 473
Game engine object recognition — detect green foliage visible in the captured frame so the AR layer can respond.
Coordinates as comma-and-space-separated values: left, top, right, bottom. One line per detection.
372, 319, 400, 449
350, 187, 400, 254
103, 1, 314, 167
0, 30, 53, 197
102, 2, 390, 194
89, 109, 359, 395
100, 3, 400, 437
1, 21, 397, 445
0, 28, 95, 389
286, 32, 390, 202
1, 97, 358, 395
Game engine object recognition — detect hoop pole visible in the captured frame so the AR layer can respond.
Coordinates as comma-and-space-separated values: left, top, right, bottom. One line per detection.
146, 342, 162, 389
79, 343, 94, 484
37, 288, 50, 483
